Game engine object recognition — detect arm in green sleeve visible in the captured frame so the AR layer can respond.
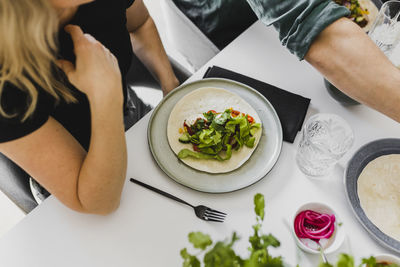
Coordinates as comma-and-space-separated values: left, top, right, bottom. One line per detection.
246, 0, 350, 59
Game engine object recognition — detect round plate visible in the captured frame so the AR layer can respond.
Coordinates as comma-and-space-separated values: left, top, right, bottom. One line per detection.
371, 0, 382, 9
344, 138, 400, 253
147, 78, 283, 193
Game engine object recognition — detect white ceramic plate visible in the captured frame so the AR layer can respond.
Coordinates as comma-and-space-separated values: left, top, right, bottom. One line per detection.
147, 78, 283, 193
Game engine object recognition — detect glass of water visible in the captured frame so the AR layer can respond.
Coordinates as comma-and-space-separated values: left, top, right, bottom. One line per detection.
368, 0, 400, 66
296, 113, 354, 177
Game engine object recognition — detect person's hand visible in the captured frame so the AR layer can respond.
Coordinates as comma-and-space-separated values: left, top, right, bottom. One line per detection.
161, 75, 179, 96
57, 25, 123, 104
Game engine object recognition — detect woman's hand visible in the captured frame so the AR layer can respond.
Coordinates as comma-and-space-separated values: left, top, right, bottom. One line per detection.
57, 25, 123, 105
161, 76, 180, 96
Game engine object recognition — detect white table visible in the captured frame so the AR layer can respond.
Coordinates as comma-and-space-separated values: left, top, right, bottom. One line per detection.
0, 22, 399, 267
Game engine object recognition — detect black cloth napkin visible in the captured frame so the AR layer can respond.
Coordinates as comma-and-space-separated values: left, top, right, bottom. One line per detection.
203, 66, 310, 143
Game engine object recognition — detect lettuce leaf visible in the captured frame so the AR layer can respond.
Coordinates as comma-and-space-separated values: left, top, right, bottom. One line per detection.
178, 110, 261, 162
178, 149, 222, 161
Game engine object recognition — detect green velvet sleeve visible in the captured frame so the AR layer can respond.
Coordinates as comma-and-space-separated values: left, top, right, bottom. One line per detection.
246, 0, 350, 59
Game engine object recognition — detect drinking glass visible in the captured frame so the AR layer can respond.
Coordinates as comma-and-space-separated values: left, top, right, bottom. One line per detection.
296, 114, 354, 177
368, 0, 400, 66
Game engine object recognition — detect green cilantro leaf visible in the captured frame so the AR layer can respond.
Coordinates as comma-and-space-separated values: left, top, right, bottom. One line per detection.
318, 262, 334, 267
189, 232, 213, 250
181, 248, 201, 267
203, 241, 243, 267
254, 193, 265, 221
244, 249, 283, 267
362, 256, 376, 266
261, 234, 280, 248
336, 254, 354, 267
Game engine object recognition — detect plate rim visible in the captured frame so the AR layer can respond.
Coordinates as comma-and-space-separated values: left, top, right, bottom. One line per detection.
344, 138, 400, 253
147, 77, 283, 193
371, 0, 382, 9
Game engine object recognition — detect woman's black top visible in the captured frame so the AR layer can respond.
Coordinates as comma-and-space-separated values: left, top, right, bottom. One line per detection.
0, 0, 135, 150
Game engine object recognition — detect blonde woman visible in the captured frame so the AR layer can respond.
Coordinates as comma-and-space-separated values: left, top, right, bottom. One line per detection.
0, 0, 179, 214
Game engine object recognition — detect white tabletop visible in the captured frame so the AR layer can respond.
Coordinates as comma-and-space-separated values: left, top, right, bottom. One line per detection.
0, 22, 399, 267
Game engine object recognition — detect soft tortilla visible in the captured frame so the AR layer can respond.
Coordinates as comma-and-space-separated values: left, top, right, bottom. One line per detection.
357, 154, 400, 241
167, 87, 262, 173
360, 0, 379, 32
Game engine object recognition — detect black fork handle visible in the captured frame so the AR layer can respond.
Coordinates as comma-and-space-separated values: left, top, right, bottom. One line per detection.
130, 178, 194, 208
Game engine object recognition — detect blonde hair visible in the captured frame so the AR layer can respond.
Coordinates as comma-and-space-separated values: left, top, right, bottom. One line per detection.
0, 0, 75, 121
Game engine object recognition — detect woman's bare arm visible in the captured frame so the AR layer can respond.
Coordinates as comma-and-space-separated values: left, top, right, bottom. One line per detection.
126, 0, 179, 95
0, 26, 127, 215
305, 18, 400, 122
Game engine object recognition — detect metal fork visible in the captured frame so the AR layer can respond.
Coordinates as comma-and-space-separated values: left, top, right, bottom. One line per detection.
130, 178, 226, 222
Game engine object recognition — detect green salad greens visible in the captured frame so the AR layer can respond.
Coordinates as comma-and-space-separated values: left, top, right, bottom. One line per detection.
181, 194, 400, 267
178, 109, 261, 161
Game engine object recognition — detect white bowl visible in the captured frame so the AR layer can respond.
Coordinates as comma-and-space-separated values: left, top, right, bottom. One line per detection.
374, 254, 400, 265
291, 202, 345, 254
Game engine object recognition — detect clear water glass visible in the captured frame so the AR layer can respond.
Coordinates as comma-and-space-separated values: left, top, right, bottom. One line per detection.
368, 0, 400, 66
296, 114, 354, 177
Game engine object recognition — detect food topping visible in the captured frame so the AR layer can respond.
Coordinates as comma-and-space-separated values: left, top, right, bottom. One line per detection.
294, 210, 336, 243
231, 109, 241, 117
334, 0, 370, 28
177, 109, 261, 161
